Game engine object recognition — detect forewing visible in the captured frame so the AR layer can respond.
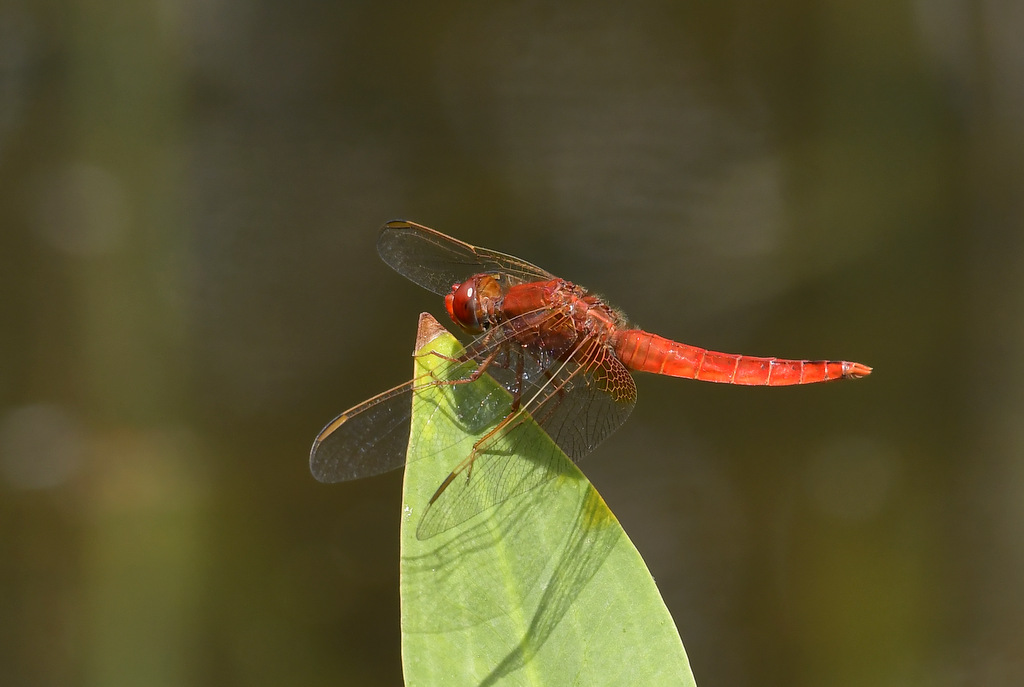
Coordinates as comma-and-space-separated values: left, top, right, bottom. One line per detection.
376, 220, 556, 296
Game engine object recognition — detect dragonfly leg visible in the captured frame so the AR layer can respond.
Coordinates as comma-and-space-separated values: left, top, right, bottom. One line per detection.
415, 326, 498, 365
431, 344, 502, 388
416, 349, 465, 363
409, 343, 504, 398
426, 406, 531, 507
415, 328, 511, 390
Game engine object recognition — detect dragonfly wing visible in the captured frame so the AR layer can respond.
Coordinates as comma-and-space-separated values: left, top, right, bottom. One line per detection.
416, 335, 637, 539
377, 220, 556, 296
484, 336, 638, 461
310, 381, 416, 482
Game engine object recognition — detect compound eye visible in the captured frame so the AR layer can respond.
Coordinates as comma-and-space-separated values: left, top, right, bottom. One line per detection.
445, 280, 483, 333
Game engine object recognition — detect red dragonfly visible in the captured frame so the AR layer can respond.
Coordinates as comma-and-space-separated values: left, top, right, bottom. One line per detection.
311, 221, 871, 538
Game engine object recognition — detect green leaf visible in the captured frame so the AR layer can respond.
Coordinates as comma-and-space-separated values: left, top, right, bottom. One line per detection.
400, 314, 697, 687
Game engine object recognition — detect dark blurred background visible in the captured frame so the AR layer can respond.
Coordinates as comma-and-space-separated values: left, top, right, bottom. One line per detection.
2, 1, 1022, 685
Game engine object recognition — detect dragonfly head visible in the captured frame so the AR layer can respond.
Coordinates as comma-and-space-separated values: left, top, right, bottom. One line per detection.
445, 273, 503, 334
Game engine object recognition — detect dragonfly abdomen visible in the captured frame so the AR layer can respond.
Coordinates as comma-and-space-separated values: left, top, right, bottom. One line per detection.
612, 330, 871, 386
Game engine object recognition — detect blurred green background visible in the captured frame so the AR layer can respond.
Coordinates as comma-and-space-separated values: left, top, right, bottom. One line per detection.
2, 1, 1022, 685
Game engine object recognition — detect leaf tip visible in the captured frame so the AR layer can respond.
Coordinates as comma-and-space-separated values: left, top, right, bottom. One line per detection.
415, 312, 448, 352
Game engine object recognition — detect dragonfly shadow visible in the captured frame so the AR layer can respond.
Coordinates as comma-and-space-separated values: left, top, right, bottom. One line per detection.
478, 486, 621, 686
400, 476, 565, 603
401, 475, 621, 679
